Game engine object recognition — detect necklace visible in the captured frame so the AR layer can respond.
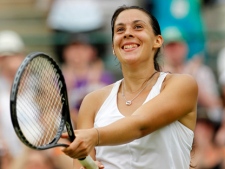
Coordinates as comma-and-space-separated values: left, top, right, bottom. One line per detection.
122, 71, 157, 106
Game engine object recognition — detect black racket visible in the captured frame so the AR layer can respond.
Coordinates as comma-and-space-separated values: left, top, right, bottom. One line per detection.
10, 52, 98, 169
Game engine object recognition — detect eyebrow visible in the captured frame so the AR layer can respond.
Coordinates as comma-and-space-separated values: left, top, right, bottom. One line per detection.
115, 20, 147, 27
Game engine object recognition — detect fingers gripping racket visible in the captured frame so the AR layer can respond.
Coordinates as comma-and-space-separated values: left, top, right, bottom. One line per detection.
10, 52, 98, 169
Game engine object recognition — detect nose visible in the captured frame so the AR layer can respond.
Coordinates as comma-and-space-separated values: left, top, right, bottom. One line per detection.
123, 27, 134, 39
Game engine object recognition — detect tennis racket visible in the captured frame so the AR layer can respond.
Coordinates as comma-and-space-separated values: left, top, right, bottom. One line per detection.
10, 52, 98, 169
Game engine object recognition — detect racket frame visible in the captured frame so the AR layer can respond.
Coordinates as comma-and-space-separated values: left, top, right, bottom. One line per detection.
10, 52, 75, 150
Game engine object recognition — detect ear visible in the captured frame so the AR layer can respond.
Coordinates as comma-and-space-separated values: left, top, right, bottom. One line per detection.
153, 35, 163, 49
112, 45, 115, 55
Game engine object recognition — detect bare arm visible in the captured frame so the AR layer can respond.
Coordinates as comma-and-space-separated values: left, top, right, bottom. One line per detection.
97, 74, 198, 145
62, 74, 198, 159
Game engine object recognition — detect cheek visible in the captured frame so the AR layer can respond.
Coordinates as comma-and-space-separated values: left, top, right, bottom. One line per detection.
139, 33, 155, 48
113, 36, 121, 48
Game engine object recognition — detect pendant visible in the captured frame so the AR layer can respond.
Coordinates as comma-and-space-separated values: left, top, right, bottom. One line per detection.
126, 101, 132, 106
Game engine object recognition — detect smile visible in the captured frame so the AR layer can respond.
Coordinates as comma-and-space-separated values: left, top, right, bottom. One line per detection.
122, 44, 139, 50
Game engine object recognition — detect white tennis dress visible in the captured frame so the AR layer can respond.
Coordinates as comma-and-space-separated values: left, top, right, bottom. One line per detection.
94, 72, 194, 169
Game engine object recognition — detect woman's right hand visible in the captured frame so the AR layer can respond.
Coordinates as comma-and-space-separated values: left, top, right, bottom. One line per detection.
61, 128, 98, 159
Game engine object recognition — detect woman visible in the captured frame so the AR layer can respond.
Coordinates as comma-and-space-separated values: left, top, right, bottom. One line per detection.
62, 5, 198, 169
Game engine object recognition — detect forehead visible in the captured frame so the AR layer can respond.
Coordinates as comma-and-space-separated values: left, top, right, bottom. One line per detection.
115, 9, 150, 25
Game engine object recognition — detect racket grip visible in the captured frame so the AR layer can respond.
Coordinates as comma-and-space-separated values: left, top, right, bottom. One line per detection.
78, 155, 98, 169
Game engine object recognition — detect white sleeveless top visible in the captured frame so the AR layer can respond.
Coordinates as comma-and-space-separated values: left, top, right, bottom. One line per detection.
94, 72, 194, 169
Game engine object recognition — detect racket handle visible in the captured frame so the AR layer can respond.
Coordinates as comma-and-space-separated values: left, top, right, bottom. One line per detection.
78, 155, 98, 169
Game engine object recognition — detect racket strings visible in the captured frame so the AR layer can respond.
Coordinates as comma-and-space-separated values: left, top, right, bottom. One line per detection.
17, 64, 45, 144
17, 59, 46, 145
16, 57, 63, 146
39, 60, 62, 145
34, 61, 57, 144
36, 58, 63, 145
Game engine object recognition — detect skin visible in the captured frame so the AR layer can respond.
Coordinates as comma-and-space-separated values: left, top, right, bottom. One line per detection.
61, 9, 198, 168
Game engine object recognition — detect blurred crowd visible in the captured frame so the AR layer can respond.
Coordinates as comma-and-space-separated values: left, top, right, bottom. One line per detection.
1, 0, 225, 168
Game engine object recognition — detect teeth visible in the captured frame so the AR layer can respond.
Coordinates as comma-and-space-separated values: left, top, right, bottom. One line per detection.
124, 44, 138, 49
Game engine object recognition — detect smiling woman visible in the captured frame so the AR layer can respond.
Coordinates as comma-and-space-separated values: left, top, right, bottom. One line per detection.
61, 5, 198, 169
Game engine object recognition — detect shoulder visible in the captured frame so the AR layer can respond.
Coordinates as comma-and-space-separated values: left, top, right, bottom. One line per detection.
85, 84, 114, 101
164, 72, 197, 82
162, 73, 198, 92
160, 73, 198, 103
77, 82, 116, 126
80, 82, 117, 112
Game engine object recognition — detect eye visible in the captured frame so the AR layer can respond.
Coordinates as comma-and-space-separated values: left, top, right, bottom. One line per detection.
134, 25, 143, 30
116, 27, 125, 33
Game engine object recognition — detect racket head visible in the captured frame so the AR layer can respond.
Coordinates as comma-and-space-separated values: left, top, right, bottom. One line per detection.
10, 52, 74, 150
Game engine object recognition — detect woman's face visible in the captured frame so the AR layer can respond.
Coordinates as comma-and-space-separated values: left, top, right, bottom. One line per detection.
112, 9, 162, 66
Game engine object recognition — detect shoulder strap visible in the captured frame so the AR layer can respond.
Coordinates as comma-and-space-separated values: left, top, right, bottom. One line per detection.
144, 72, 168, 102
154, 72, 168, 91
111, 79, 122, 94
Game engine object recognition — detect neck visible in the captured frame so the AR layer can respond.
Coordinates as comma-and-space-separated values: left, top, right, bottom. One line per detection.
121, 71, 158, 106
122, 70, 157, 92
